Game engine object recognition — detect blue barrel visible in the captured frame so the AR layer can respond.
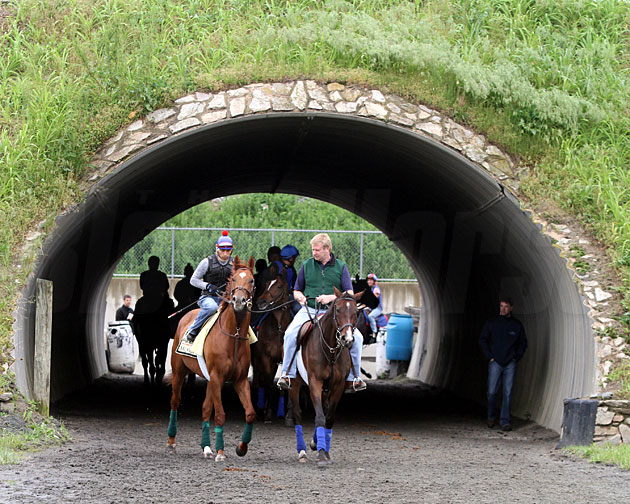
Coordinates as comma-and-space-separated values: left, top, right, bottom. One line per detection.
385, 313, 414, 361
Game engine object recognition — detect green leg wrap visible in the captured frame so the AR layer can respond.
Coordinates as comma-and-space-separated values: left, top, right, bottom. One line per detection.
167, 410, 178, 438
200, 421, 211, 449
241, 423, 254, 445
215, 426, 224, 452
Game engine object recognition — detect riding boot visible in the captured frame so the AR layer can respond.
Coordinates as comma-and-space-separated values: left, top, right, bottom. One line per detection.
185, 327, 198, 342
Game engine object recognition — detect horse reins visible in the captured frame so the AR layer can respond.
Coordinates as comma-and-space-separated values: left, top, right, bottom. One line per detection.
216, 267, 254, 381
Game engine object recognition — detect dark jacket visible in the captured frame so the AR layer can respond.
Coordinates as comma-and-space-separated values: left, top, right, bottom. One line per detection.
479, 314, 527, 366
115, 305, 134, 321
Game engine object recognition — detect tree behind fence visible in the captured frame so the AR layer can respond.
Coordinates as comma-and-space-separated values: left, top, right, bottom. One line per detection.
115, 227, 416, 281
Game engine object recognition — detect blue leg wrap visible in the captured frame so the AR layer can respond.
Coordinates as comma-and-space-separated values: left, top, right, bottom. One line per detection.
215, 426, 224, 452
316, 426, 326, 452
241, 423, 253, 444
167, 409, 178, 438
277, 395, 285, 418
200, 420, 211, 448
295, 425, 307, 452
257, 388, 265, 410
325, 428, 333, 453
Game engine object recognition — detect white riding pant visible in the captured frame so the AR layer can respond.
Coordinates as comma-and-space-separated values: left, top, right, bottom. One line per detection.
281, 305, 363, 380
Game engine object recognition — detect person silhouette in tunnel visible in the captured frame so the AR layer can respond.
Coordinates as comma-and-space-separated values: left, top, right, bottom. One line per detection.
134, 256, 174, 387
174, 263, 201, 311
479, 296, 528, 431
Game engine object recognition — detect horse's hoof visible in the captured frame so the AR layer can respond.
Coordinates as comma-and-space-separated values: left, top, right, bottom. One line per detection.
215, 450, 226, 462
203, 446, 213, 459
298, 450, 307, 463
284, 417, 294, 428
167, 443, 176, 454
316, 449, 329, 467
236, 442, 248, 457
264, 419, 272, 424
309, 439, 317, 451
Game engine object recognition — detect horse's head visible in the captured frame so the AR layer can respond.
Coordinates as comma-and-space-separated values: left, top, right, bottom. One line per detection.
257, 265, 289, 310
331, 287, 363, 348
228, 256, 256, 313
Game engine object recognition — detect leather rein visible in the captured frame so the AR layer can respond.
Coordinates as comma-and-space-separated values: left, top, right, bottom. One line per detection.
215, 267, 254, 381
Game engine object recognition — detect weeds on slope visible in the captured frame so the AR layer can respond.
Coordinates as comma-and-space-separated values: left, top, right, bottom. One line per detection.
0, 0, 629, 369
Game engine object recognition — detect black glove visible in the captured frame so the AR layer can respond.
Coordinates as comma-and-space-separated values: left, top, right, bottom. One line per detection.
205, 283, 218, 295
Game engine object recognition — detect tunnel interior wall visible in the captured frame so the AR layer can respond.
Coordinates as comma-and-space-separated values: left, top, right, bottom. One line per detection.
12, 111, 595, 431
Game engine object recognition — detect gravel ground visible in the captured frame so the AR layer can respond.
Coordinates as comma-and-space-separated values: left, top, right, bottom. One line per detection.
1, 374, 630, 504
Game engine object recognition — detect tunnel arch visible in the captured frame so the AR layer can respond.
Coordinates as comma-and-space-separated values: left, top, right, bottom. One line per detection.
14, 82, 595, 431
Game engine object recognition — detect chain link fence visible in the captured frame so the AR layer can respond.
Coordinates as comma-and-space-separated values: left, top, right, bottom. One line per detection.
114, 227, 416, 281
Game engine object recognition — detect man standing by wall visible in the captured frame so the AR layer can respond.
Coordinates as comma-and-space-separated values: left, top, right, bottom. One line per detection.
115, 294, 134, 321
479, 296, 528, 431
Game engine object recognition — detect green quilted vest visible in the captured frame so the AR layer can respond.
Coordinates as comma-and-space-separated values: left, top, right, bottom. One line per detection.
302, 255, 345, 309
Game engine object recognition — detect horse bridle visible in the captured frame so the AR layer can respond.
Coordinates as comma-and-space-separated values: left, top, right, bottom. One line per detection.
217, 266, 255, 381
319, 295, 358, 365
260, 279, 289, 309
223, 267, 254, 311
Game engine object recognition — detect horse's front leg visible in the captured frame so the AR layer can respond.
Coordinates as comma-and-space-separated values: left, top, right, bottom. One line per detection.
232, 377, 256, 457
288, 376, 307, 462
320, 380, 345, 464
201, 380, 214, 459
307, 378, 329, 467
167, 354, 186, 451
209, 372, 227, 462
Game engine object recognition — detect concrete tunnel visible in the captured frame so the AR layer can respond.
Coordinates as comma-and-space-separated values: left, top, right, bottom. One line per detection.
13, 111, 595, 431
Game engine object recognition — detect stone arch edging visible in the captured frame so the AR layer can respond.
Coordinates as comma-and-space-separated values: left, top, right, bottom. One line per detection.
85, 80, 625, 393
42, 79, 630, 420
89, 80, 522, 194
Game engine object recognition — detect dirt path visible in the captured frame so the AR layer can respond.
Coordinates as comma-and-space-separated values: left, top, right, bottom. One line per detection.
2, 375, 630, 503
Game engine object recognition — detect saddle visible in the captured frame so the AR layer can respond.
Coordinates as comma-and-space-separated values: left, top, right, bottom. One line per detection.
296, 313, 326, 347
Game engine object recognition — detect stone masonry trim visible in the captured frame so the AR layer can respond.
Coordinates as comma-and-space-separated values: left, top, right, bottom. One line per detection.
88, 80, 624, 400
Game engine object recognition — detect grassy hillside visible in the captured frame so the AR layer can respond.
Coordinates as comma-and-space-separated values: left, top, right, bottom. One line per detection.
1, 0, 629, 373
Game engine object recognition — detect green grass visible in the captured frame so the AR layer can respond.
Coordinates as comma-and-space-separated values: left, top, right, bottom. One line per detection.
568, 444, 630, 470
0, 408, 69, 465
609, 361, 630, 399
0, 0, 629, 391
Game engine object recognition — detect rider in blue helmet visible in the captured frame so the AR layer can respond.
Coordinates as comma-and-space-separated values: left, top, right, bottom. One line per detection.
280, 245, 300, 316
185, 231, 234, 342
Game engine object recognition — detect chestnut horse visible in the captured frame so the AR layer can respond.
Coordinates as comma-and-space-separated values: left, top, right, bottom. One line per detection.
167, 256, 256, 461
251, 267, 292, 423
288, 288, 363, 466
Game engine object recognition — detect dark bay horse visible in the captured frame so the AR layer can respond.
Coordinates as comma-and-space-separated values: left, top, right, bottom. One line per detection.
251, 267, 292, 423
133, 294, 174, 387
167, 256, 257, 461
288, 287, 363, 466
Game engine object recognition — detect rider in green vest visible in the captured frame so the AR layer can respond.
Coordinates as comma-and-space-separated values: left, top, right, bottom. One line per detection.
277, 233, 367, 392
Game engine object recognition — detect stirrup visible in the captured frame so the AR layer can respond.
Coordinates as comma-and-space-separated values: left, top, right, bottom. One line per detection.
352, 378, 367, 392
277, 376, 291, 390
184, 327, 197, 342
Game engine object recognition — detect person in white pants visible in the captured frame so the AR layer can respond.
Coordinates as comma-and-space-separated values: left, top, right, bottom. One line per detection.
277, 233, 366, 393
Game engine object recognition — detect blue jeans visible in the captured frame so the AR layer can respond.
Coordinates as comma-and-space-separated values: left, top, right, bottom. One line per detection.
487, 359, 516, 426
367, 306, 383, 333
188, 296, 220, 334
282, 306, 363, 380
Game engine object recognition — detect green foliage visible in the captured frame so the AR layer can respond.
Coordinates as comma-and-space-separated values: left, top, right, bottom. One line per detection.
569, 245, 585, 258
0, 402, 70, 465
608, 361, 630, 399
1, 0, 630, 369
116, 194, 416, 279
568, 443, 630, 471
